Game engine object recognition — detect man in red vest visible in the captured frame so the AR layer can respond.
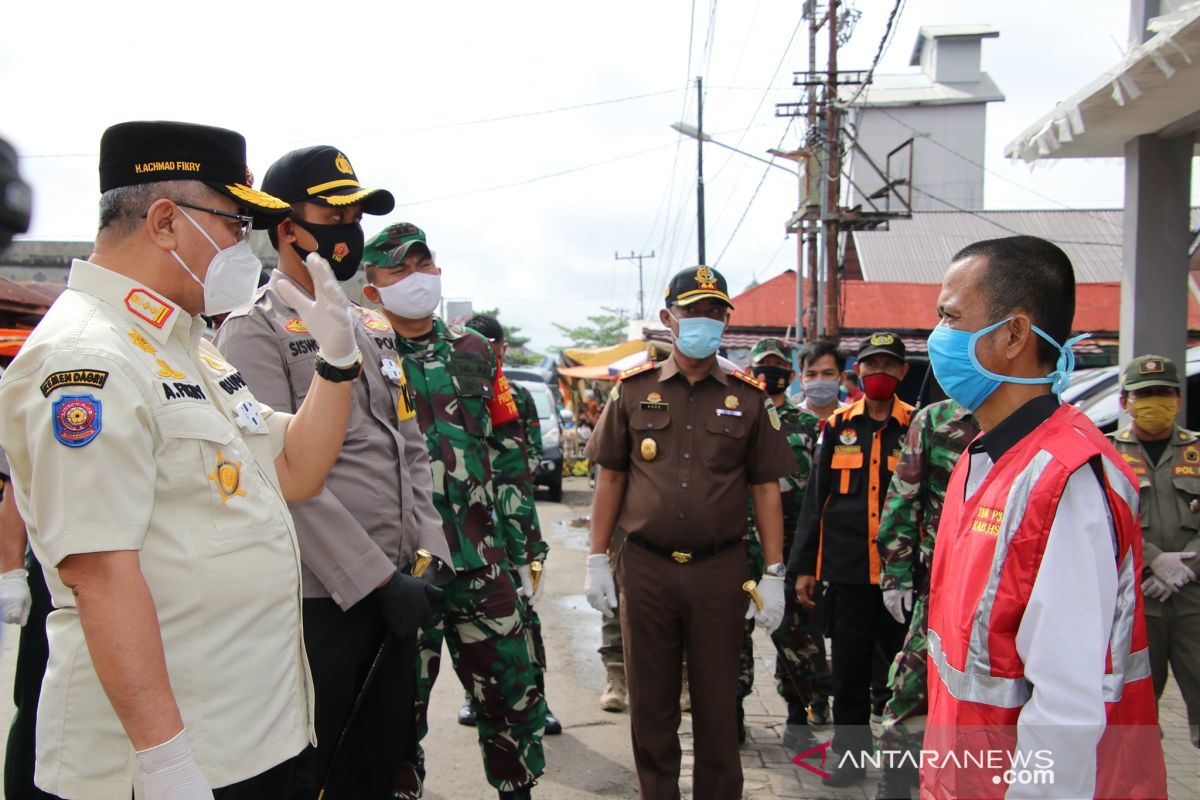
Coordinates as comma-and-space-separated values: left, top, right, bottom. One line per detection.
922, 235, 1166, 799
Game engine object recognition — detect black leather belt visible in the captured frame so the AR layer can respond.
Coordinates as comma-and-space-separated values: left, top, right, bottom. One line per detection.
626, 534, 742, 564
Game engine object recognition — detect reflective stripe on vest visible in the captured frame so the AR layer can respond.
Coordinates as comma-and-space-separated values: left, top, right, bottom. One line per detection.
935, 449, 1150, 707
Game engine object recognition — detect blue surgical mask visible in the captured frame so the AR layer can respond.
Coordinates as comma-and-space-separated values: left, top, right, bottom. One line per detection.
926, 317, 1090, 412
669, 312, 725, 359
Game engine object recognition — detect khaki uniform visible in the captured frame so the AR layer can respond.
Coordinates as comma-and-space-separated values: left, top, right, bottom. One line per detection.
1110, 424, 1200, 736
586, 357, 796, 800
0, 260, 313, 800
214, 270, 450, 604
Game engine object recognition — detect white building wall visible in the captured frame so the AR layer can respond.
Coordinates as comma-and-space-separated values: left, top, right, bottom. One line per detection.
849, 103, 988, 212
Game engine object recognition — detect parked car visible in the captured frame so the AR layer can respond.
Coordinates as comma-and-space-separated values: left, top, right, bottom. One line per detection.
515, 379, 564, 501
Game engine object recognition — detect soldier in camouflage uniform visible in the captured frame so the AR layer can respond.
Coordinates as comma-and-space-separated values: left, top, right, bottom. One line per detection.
465, 314, 561, 736
874, 398, 978, 798
737, 338, 822, 751
363, 226, 546, 800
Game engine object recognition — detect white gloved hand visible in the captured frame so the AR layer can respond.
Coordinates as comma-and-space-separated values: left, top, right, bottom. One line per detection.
882, 588, 913, 624
136, 728, 213, 800
1141, 575, 1176, 603
516, 563, 542, 611
0, 569, 31, 625
276, 253, 359, 368
585, 554, 618, 618
1150, 551, 1198, 589
749, 575, 786, 635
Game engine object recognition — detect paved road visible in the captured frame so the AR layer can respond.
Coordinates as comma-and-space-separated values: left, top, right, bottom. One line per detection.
0, 475, 1196, 798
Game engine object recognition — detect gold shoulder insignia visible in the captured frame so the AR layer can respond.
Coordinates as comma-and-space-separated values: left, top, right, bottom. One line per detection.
127, 329, 156, 354
618, 361, 655, 381
732, 370, 766, 391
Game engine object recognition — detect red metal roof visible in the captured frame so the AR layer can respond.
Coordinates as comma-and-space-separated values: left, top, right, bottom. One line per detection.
728, 272, 1200, 334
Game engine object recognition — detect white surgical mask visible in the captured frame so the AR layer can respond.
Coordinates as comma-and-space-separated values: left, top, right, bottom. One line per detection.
376, 272, 442, 319
169, 209, 262, 316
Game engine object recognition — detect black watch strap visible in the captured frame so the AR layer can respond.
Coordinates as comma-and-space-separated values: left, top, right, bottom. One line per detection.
313, 354, 362, 383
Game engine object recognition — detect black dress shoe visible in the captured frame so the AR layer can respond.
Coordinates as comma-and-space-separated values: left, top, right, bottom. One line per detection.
498, 785, 533, 799
821, 762, 866, 787
544, 708, 562, 735
457, 699, 477, 726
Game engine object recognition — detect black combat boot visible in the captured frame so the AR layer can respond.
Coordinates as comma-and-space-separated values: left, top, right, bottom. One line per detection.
498, 784, 533, 799
874, 765, 919, 799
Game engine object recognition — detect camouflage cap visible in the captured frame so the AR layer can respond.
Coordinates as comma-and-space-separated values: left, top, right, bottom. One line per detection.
363, 222, 432, 268
1122, 354, 1180, 392
750, 337, 792, 365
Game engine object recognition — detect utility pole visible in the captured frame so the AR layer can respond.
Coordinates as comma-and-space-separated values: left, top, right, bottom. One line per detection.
696, 76, 707, 266
806, 0, 821, 341
615, 250, 655, 320
824, 0, 842, 340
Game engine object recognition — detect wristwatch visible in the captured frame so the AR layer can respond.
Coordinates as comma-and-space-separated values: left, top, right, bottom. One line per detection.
313, 354, 362, 383
765, 562, 787, 578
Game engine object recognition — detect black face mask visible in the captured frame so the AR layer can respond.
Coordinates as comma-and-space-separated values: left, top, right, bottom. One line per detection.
289, 216, 364, 281
752, 365, 792, 396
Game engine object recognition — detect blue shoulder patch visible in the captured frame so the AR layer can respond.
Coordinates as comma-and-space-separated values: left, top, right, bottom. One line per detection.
52, 394, 102, 448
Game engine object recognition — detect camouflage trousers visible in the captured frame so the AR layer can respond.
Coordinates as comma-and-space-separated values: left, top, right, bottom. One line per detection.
395, 562, 546, 795
514, 572, 548, 692
737, 587, 820, 706
599, 528, 626, 666
878, 591, 929, 754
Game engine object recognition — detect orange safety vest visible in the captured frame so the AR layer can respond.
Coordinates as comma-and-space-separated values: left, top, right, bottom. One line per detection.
924, 404, 1165, 800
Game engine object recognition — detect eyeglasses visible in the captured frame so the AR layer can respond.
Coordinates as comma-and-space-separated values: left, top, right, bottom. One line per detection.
172, 201, 253, 242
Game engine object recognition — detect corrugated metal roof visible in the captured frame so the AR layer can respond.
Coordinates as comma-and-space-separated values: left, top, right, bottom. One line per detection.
851, 209, 1200, 284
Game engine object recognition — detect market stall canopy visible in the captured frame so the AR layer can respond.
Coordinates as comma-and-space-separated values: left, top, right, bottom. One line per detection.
561, 340, 652, 367
1005, 3, 1200, 161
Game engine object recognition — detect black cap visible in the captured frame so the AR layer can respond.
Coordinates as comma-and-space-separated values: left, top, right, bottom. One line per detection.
99, 121, 290, 227
664, 266, 734, 309
261, 146, 394, 219
857, 332, 906, 361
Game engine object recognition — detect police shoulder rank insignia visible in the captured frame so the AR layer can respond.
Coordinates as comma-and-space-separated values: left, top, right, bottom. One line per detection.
52, 394, 102, 447
208, 449, 246, 504
40, 369, 109, 398
618, 361, 654, 381
124, 288, 174, 329
765, 398, 781, 431
284, 318, 309, 334
732, 370, 765, 391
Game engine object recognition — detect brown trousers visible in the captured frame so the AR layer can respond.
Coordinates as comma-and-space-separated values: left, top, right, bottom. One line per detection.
618, 540, 748, 800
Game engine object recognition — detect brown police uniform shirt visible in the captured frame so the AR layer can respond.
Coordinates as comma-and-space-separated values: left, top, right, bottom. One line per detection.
214, 270, 450, 610
586, 357, 797, 549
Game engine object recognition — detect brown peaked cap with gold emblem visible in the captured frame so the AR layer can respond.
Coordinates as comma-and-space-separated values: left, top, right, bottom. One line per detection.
664, 265, 734, 308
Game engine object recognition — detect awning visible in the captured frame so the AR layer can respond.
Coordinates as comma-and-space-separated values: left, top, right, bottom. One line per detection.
562, 340, 653, 367
1005, 3, 1200, 161
557, 364, 613, 380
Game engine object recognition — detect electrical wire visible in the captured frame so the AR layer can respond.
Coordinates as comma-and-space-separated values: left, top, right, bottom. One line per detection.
839, 0, 907, 109
712, 118, 796, 267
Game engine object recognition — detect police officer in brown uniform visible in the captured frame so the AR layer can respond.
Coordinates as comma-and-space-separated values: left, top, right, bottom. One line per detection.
213, 146, 451, 798
584, 266, 796, 800
1109, 354, 1200, 749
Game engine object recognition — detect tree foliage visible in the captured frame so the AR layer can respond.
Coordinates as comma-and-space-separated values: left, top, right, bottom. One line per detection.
552, 311, 628, 349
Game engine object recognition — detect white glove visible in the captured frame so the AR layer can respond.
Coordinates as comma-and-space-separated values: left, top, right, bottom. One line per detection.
516, 564, 543, 611
747, 575, 786, 635
0, 569, 31, 625
882, 588, 913, 624
1141, 575, 1176, 603
585, 554, 618, 618
276, 253, 359, 367
136, 728, 213, 800
1150, 551, 1197, 589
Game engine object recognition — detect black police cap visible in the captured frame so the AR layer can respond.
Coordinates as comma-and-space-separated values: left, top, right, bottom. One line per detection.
262, 146, 394, 217
857, 332, 906, 362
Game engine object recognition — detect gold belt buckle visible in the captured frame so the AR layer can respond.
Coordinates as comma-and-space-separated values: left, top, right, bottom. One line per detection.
671, 550, 693, 564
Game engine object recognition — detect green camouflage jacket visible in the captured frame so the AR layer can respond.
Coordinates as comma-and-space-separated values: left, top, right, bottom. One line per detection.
397, 317, 534, 570
877, 399, 979, 593
745, 397, 820, 575
514, 383, 544, 471
492, 381, 548, 563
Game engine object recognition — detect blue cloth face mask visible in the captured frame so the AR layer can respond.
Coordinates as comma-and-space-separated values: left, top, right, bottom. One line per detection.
926, 317, 1090, 412
669, 312, 725, 359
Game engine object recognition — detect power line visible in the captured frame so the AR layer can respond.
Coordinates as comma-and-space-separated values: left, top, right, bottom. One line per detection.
840, 0, 907, 109
713, 118, 795, 267
393, 141, 677, 208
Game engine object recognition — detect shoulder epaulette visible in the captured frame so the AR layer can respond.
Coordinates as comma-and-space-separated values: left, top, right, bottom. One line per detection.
618, 360, 655, 382
731, 369, 765, 391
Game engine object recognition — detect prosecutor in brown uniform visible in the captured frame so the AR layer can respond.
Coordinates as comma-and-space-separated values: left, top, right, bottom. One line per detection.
585, 266, 796, 800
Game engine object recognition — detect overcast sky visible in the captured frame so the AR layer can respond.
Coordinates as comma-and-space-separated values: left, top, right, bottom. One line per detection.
4, 0, 1189, 351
